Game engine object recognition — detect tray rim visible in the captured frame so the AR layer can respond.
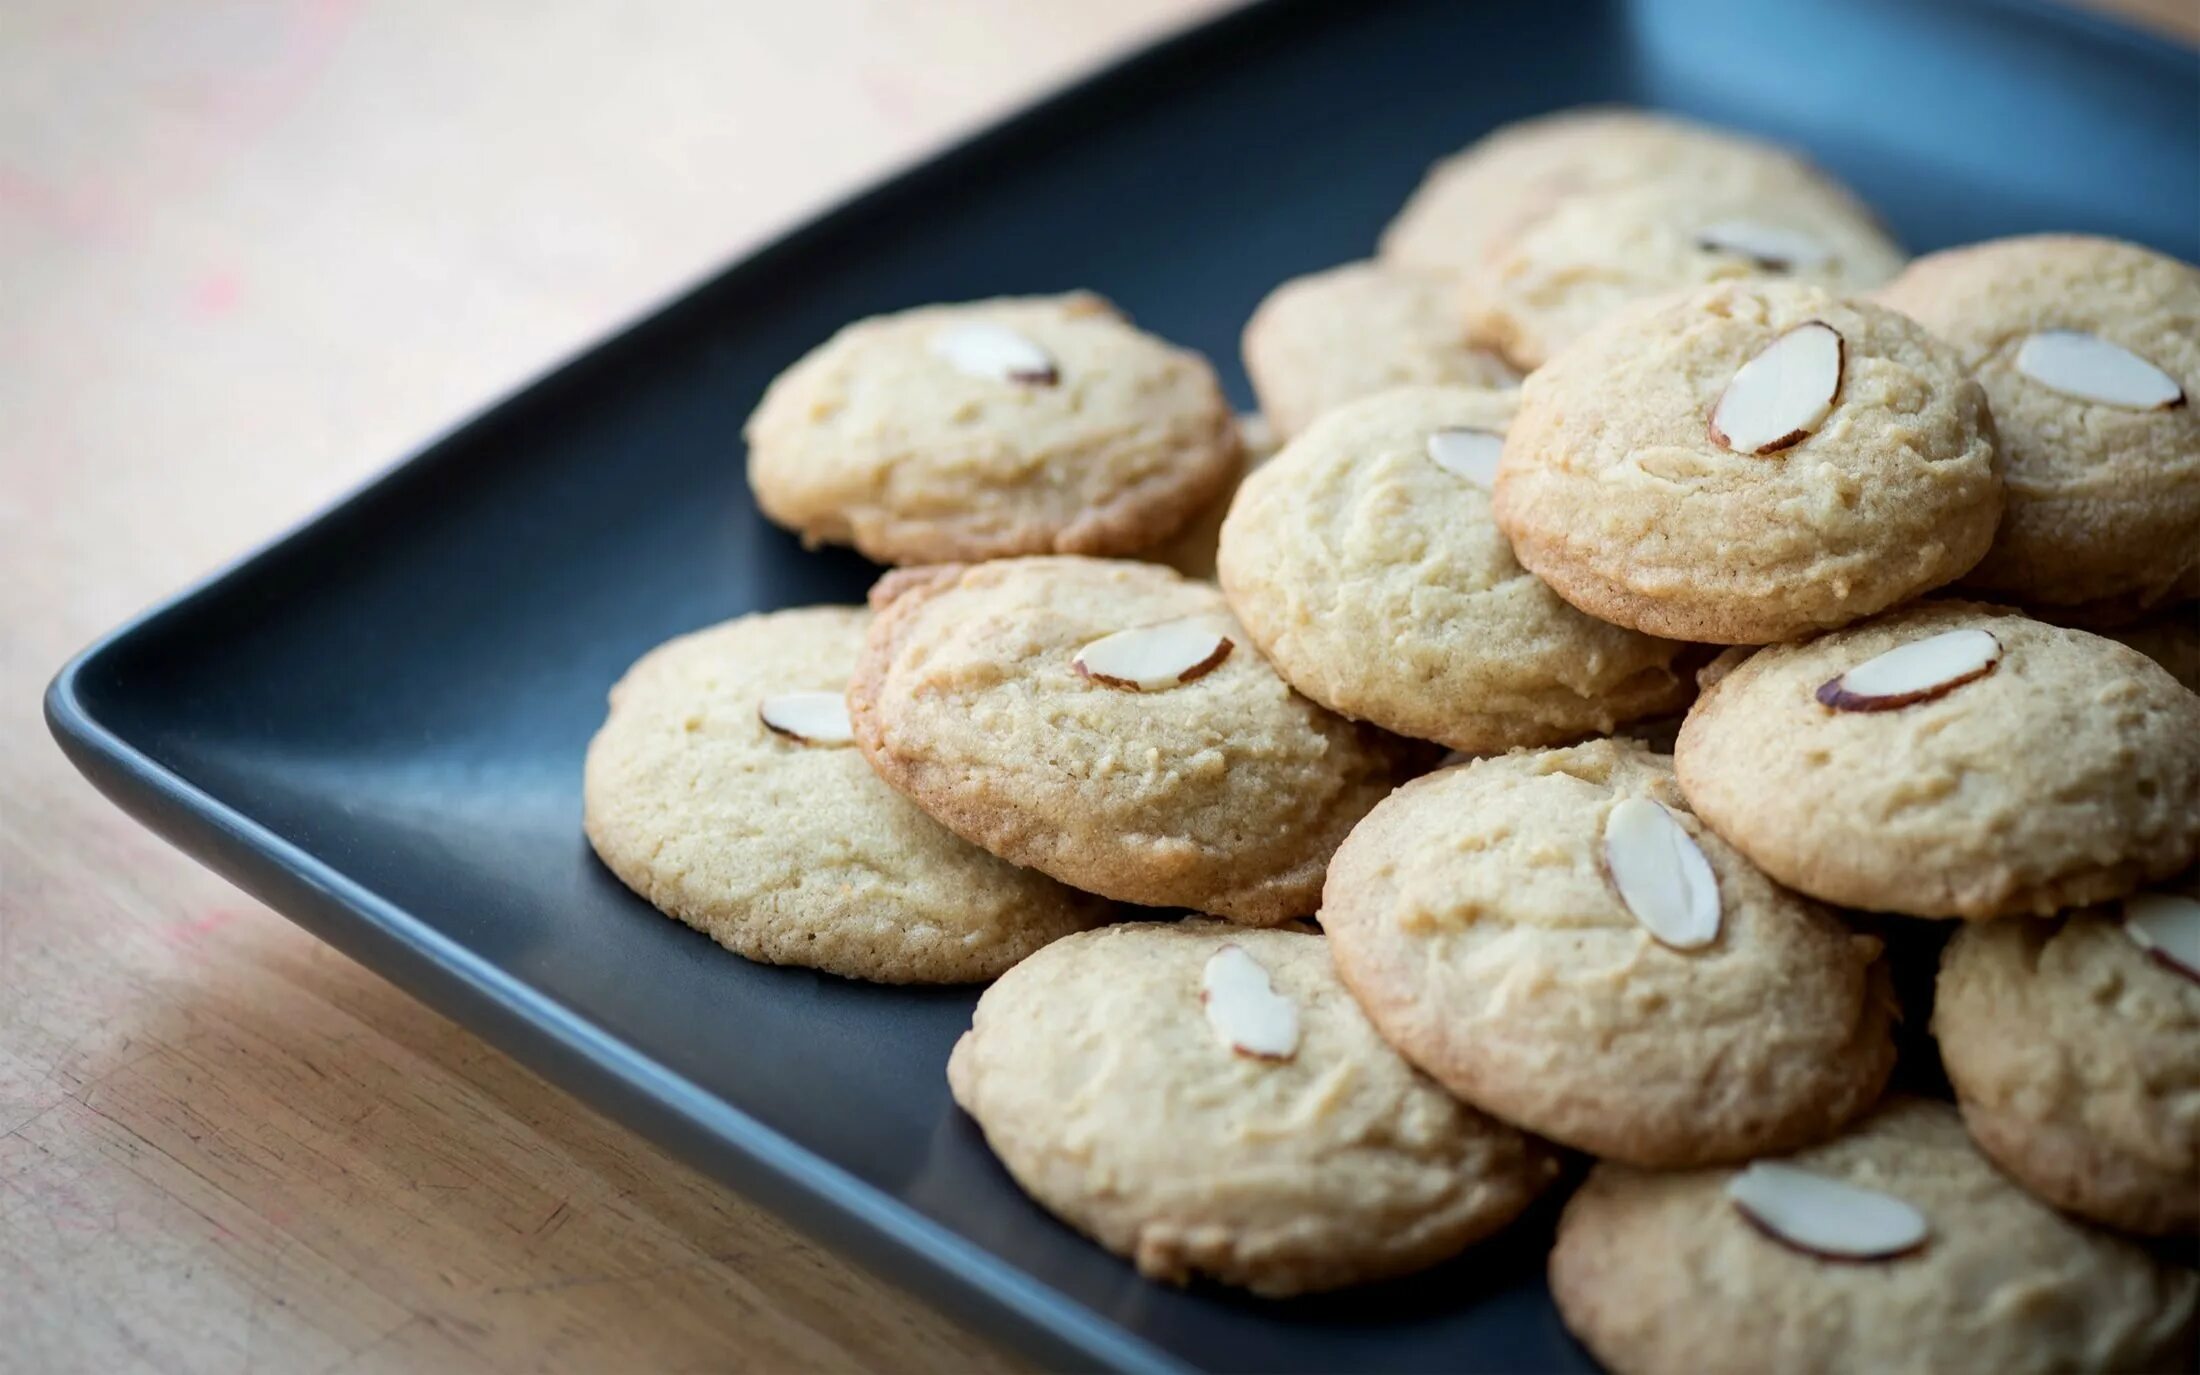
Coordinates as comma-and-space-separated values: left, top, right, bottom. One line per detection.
43, 1, 2194, 1371
42, 2, 1304, 1367
43, 685, 1189, 1375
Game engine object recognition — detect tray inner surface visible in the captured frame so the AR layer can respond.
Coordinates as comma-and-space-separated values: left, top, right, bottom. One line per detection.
62, 1, 2198, 1370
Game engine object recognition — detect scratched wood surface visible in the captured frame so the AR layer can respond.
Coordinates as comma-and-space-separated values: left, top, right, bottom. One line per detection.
1, 2, 2189, 1372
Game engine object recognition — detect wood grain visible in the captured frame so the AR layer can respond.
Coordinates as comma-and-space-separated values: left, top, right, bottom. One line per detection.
0, 3, 1230, 1371
1, 2, 2188, 1371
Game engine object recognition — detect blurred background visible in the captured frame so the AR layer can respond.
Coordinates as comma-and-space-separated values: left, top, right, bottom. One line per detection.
4, 5, 1229, 1372
0, 2, 2188, 1372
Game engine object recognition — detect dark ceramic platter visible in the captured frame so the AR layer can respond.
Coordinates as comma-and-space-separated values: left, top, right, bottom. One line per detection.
48, 1, 2198, 1370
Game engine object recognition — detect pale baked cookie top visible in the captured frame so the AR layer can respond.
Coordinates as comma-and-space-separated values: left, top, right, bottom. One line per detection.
1217, 387, 1694, 753
1934, 880, 2200, 1236
1378, 107, 1853, 281
1875, 236, 2199, 620
848, 557, 1421, 923
1321, 738, 1895, 1167
1462, 177, 1905, 370
1240, 262, 1514, 440
744, 293, 1237, 565
1494, 280, 2000, 644
1149, 413, 1280, 581
581, 607, 1110, 983
1548, 1098, 2198, 1375
946, 921, 1560, 1297
1675, 602, 2200, 919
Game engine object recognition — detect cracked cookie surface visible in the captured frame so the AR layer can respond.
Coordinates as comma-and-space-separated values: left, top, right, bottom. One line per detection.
1550, 1098, 2198, 1375
1875, 235, 2200, 620
1322, 738, 1895, 1166
745, 293, 1237, 565
948, 921, 1560, 1296
1934, 884, 2200, 1234
1241, 262, 1514, 439
1675, 601, 2200, 918
1494, 280, 2000, 643
1218, 386, 1693, 752
583, 606, 1109, 981
850, 557, 1422, 922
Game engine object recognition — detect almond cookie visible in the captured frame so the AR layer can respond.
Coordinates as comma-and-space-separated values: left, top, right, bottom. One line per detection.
1217, 387, 1695, 752
582, 608, 1110, 982
1462, 177, 1905, 370
2106, 609, 2200, 693
1675, 602, 2200, 919
1934, 879, 2200, 1235
1379, 107, 1858, 281
1240, 262, 1514, 440
946, 921, 1560, 1296
1875, 236, 2199, 620
1494, 280, 2000, 643
1549, 1098, 2198, 1375
1150, 413, 1280, 581
1322, 738, 1896, 1167
849, 557, 1420, 923
744, 293, 1237, 565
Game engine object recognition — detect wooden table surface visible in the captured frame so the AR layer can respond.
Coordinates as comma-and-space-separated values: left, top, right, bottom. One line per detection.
2, 2, 2189, 1371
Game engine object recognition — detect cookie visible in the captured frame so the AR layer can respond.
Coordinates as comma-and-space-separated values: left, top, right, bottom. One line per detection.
946, 921, 1561, 1296
744, 293, 1238, 565
1217, 387, 1696, 752
1494, 280, 2001, 644
1462, 177, 1905, 370
848, 557, 1421, 923
1675, 601, 2200, 919
1240, 261, 1515, 440
582, 607, 1109, 982
1549, 1097, 2198, 1375
1934, 881, 2200, 1235
2106, 609, 2200, 693
1321, 738, 1896, 1167
1150, 413, 1280, 581
1874, 236, 2200, 619
1379, 107, 1860, 281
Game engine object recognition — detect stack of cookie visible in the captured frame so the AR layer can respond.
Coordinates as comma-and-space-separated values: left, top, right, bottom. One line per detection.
584, 107, 2200, 1372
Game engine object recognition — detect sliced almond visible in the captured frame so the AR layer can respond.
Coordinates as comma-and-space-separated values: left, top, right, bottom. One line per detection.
1728, 1162, 1929, 1261
2123, 893, 2200, 986
1426, 427, 1506, 487
1199, 944, 1299, 1061
2014, 330, 2183, 410
1695, 219, 1832, 272
1815, 628, 2000, 712
1709, 321, 1844, 456
928, 321, 1059, 386
1072, 619, 1233, 691
758, 691, 855, 745
1602, 797, 1720, 951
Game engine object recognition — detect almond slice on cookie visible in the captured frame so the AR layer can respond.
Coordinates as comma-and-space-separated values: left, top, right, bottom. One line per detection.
2014, 330, 2182, 410
1200, 944, 1300, 1061
1815, 628, 2001, 712
1710, 321, 1844, 455
928, 321, 1059, 386
1695, 219, 1833, 272
1425, 426, 1506, 486
1073, 619, 1234, 691
1727, 1161, 1929, 1260
758, 690, 856, 745
1603, 797, 1721, 950
2123, 892, 2200, 985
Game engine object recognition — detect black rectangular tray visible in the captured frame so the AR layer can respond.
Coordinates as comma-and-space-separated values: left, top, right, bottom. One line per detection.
48, 1, 2198, 1370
